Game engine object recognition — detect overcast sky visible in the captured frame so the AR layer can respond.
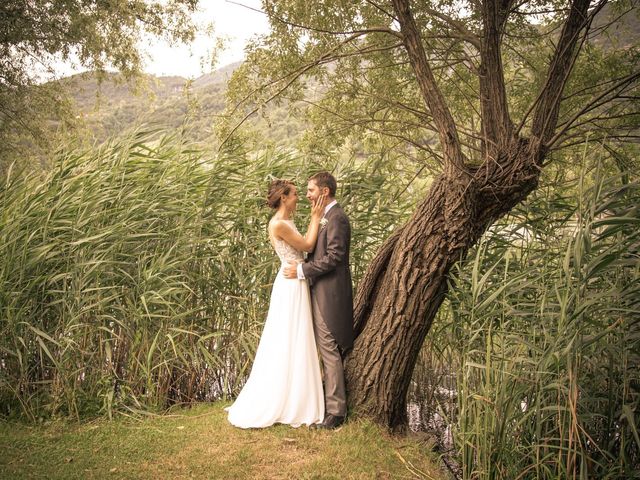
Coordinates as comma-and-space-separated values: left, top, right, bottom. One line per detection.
146, 0, 270, 77
54, 1, 270, 79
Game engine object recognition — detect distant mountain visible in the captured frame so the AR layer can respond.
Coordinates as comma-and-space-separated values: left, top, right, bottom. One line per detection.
191, 62, 241, 89
591, 2, 640, 49
57, 61, 306, 148
61, 74, 189, 112
58, 63, 234, 144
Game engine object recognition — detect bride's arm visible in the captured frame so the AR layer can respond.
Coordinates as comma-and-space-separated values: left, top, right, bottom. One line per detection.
272, 195, 325, 253
272, 220, 317, 253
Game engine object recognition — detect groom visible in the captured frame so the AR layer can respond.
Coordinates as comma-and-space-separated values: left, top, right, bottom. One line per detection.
284, 171, 354, 429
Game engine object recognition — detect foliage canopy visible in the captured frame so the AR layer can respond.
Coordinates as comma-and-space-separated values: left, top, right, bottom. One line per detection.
222, 0, 639, 171
0, 0, 200, 170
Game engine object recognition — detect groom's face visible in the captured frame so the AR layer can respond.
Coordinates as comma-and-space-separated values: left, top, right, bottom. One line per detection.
306, 180, 326, 204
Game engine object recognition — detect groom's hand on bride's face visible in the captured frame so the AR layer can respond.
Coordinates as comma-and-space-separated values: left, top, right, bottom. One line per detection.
283, 262, 299, 279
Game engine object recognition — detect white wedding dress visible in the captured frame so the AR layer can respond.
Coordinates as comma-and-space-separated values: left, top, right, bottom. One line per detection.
226, 220, 324, 428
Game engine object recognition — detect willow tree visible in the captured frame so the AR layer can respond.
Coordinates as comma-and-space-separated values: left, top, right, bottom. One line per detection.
222, 0, 639, 428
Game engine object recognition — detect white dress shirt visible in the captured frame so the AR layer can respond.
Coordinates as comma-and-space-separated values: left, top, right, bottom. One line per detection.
296, 200, 337, 279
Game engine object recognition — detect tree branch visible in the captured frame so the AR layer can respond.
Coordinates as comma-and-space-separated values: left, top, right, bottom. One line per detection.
391, 0, 467, 175
299, 97, 445, 161
530, 0, 601, 145
478, 0, 515, 160
420, 7, 482, 50
364, 0, 397, 21
547, 71, 640, 148
254, 0, 403, 40
219, 34, 401, 149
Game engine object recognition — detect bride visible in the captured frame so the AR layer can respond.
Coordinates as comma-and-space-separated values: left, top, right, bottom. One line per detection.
226, 179, 326, 428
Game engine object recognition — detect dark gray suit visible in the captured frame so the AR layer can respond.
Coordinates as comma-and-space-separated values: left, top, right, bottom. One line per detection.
302, 203, 353, 416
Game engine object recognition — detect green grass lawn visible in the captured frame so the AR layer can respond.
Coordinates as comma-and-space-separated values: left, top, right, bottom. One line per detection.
0, 402, 449, 479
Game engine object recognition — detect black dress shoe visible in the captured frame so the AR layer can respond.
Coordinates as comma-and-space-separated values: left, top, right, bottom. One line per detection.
313, 414, 345, 430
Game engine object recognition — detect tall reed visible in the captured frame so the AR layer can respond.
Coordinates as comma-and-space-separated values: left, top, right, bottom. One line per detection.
411, 156, 639, 478
0, 130, 414, 420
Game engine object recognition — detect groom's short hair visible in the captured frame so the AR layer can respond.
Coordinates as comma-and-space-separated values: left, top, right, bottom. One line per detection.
309, 171, 337, 196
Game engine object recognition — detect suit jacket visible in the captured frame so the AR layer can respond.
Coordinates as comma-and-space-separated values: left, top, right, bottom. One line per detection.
302, 203, 354, 351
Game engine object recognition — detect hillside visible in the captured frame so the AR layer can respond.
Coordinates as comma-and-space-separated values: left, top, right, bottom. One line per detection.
58, 61, 307, 147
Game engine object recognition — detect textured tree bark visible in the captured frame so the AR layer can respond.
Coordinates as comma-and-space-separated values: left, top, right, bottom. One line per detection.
345, 0, 592, 430
346, 138, 542, 429
479, 0, 514, 158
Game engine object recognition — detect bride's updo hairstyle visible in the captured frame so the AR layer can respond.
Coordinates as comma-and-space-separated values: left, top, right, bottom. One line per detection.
267, 179, 294, 209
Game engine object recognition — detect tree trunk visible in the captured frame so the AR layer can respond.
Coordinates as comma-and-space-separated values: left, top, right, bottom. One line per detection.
345, 0, 590, 430
345, 137, 542, 430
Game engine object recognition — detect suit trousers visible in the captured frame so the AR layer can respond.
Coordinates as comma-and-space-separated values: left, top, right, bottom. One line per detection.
311, 291, 347, 416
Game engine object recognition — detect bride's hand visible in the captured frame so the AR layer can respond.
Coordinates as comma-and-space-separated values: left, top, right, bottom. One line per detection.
311, 193, 326, 219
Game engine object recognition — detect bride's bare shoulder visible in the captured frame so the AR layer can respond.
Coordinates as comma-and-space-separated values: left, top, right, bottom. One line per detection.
268, 217, 279, 229
269, 218, 292, 233
268, 218, 285, 240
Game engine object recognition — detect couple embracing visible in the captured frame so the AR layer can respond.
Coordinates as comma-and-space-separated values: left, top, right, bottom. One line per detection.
226, 172, 353, 430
